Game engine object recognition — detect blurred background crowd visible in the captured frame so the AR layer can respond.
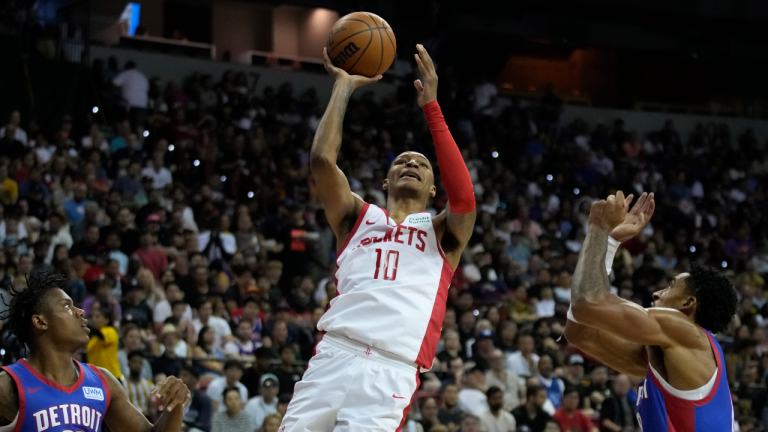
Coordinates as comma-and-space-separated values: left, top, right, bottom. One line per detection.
3, 1, 768, 431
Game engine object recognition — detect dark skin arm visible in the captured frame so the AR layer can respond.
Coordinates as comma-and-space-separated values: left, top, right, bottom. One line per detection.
0, 371, 19, 427
413, 45, 476, 268
311, 48, 381, 252
100, 367, 190, 432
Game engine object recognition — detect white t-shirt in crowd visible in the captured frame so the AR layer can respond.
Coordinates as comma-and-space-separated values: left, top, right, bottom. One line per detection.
479, 409, 516, 432
205, 377, 248, 412
244, 396, 277, 430
506, 351, 540, 378
474, 82, 498, 116
458, 388, 489, 416
142, 166, 173, 189
0, 126, 28, 146
153, 300, 192, 325
113, 68, 149, 108
192, 316, 232, 351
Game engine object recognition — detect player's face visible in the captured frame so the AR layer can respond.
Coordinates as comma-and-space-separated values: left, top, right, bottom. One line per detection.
384, 152, 436, 198
651, 273, 691, 309
39, 289, 90, 347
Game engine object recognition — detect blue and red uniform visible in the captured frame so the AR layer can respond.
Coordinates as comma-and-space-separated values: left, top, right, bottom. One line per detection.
1, 359, 111, 432
636, 329, 734, 431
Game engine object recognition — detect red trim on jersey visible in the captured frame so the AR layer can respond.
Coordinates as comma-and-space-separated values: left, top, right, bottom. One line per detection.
395, 370, 421, 432
414, 236, 455, 368
88, 363, 111, 412
647, 328, 722, 408
19, 358, 85, 394
666, 412, 679, 432
337, 203, 370, 259
1, 366, 26, 432
381, 207, 390, 223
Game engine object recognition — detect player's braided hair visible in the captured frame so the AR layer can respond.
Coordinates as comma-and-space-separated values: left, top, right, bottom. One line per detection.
0, 272, 69, 348
686, 262, 738, 334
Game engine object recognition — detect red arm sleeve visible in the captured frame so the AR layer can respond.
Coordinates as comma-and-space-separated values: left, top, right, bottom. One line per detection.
423, 101, 476, 214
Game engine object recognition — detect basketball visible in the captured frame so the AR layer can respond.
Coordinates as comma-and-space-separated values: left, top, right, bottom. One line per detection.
326, 12, 396, 77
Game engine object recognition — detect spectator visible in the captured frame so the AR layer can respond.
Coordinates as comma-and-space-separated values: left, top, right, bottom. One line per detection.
82, 277, 122, 319
506, 334, 540, 378
553, 387, 597, 432
241, 347, 274, 398
63, 183, 89, 224
113, 61, 149, 129
562, 355, 585, 388
460, 413, 482, 432
45, 213, 74, 264
259, 413, 283, 432
0, 165, 19, 206
599, 375, 637, 432
225, 319, 257, 360
211, 387, 253, 432
512, 385, 553, 432
142, 152, 173, 190
479, 386, 516, 432
152, 323, 184, 380
271, 344, 302, 398
438, 383, 464, 430
123, 350, 155, 416
105, 232, 130, 275
86, 301, 121, 379
121, 282, 154, 331
243, 373, 279, 430
459, 367, 489, 415
485, 349, 522, 411
472, 329, 496, 371
0, 110, 27, 145
536, 355, 565, 409
179, 365, 214, 432
192, 297, 233, 351
118, 323, 153, 380
134, 230, 168, 281
206, 360, 248, 413
419, 396, 442, 432
192, 325, 225, 377
154, 281, 192, 331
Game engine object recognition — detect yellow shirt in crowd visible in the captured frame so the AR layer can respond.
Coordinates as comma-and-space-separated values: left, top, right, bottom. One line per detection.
87, 325, 122, 379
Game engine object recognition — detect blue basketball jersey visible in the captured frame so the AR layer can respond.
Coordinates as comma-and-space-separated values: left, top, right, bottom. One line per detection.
635, 329, 735, 432
1, 359, 110, 432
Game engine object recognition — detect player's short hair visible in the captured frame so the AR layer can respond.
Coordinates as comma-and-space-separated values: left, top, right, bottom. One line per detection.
486, 386, 503, 398
685, 262, 738, 334
526, 384, 546, 399
0, 272, 68, 348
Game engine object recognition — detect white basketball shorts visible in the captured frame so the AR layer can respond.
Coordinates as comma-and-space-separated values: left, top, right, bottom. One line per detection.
280, 332, 421, 432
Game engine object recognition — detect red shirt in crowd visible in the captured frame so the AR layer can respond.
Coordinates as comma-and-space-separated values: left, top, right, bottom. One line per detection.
135, 246, 168, 281
553, 408, 594, 432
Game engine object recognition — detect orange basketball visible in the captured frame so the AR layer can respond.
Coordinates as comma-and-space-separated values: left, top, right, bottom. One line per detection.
326, 12, 396, 77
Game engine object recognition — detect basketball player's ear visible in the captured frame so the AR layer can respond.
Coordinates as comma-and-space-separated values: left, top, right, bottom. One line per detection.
682, 295, 697, 312
430, 184, 436, 198
32, 314, 48, 331
382, 178, 389, 191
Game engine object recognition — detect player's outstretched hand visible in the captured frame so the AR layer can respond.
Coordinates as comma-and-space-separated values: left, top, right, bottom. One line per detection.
588, 191, 629, 232
610, 192, 655, 242
414, 44, 438, 107
322, 47, 382, 89
152, 376, 191, 412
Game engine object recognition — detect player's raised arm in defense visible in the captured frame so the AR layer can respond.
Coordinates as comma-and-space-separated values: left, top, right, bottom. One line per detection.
414, 45, 477, 269
101, 367, 190, 432
569, 192, 697, 349
312, 48, 382, 246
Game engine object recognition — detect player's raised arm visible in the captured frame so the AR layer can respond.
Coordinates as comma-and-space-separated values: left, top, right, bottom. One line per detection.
311, 48, 381, 240
414, 44, 476, 268
101, 366, 190, 432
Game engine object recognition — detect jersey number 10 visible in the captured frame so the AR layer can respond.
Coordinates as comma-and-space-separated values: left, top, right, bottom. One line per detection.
374, 249, 400, 281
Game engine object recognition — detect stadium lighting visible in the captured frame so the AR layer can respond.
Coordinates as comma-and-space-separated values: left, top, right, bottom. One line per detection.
690, 246, 696, 252
248, 191, 254, 198
193, 160, 200, 167
473, 310, 479, 316
721, 261, 728, 268
143, 130, 149, 137
168, 144, 175, 151
573, 188, 580, 195
92, 106, 99, 114
546, 174, 553, 181
491, 151, 499, 158
221, 176, 227, 182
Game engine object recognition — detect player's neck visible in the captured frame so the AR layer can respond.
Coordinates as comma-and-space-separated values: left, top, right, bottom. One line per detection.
26, 346, 78, 385
385, 197, 426, 224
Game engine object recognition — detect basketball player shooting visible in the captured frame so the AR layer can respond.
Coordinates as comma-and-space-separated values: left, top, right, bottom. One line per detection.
0, 273, 190, 432
565, 192, 738, 431
279, 44, 476, 431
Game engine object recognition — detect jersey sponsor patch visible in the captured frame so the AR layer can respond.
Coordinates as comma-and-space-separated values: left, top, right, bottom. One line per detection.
83, 386, 105, 401
406, 215, 431, 225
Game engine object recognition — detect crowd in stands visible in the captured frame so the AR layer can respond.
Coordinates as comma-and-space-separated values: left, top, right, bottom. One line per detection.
1, 52, 768, 432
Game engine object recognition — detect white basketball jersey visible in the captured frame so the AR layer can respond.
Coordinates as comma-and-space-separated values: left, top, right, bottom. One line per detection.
317, 203, 453, 368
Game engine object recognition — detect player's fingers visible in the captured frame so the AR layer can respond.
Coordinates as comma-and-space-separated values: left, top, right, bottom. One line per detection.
418, 44, 435, 71
414, 79, 424, 92
607, 194, 615, 202
616, 190, 625, 205
414, 53, 425, 72
165, 382, 188, 412
645, 195, 656, 218
624, 194, 634, 208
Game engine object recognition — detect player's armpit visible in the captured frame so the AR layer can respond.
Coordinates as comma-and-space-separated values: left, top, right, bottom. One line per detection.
100, 367, 153, 432
0, 371, 19, 426
564, 320, 647, 379
433, 207, 476, 269
571, 292, 696, 348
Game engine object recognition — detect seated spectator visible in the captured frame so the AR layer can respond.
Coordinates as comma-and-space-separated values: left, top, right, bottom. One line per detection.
211, 387, 253, 432
122, 282, 154, 331
193, 325, 225, 378
479, 386, 516, 432
506, 334, 540, 378
206, 360, 248, 413
82, 277, 122, 319
225, 319, 257, 360
152, 323, 184, 380
599, 375, 637, 432
192, 297, 233, 352
438, 383, 464, 430
87, 302, 121, 378
244, 373, 279, 430
485, 349, 522, 411
134, 230, 168, 281
105, 232, 130, 276
259, 413, 283, 432
160, 317, 189, 358
0, 110, 27, 145
179, 365, 214, 432
459, 413, 482, 432
118, 323, 153, 380
45, 213, 73, 264
271, 344, 303, 398
512, 385, 553, 432
229, 295, 263, 346
536, 355, 565, 409
471, 329, 496, 371
124, 350, 155, 416
63, 183, 89, 224
553, 387, 596, 432
143, 152, 173, 190
418, 396, 442, 432
458, 367, 489, 416
154, 281, 192, 332
241, 347, 275, 398
0, 165, 19, 206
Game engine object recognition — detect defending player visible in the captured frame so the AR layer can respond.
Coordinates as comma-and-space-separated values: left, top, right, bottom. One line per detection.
565, 192, 737, 431
0, 273, 190, 432
279, 45, 476, 431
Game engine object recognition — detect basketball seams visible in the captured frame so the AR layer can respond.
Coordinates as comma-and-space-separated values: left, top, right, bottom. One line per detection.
366, 13, 385, 76
328, 27, 373, 58
346, 29, 375, 76
329, 12, 394, 76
